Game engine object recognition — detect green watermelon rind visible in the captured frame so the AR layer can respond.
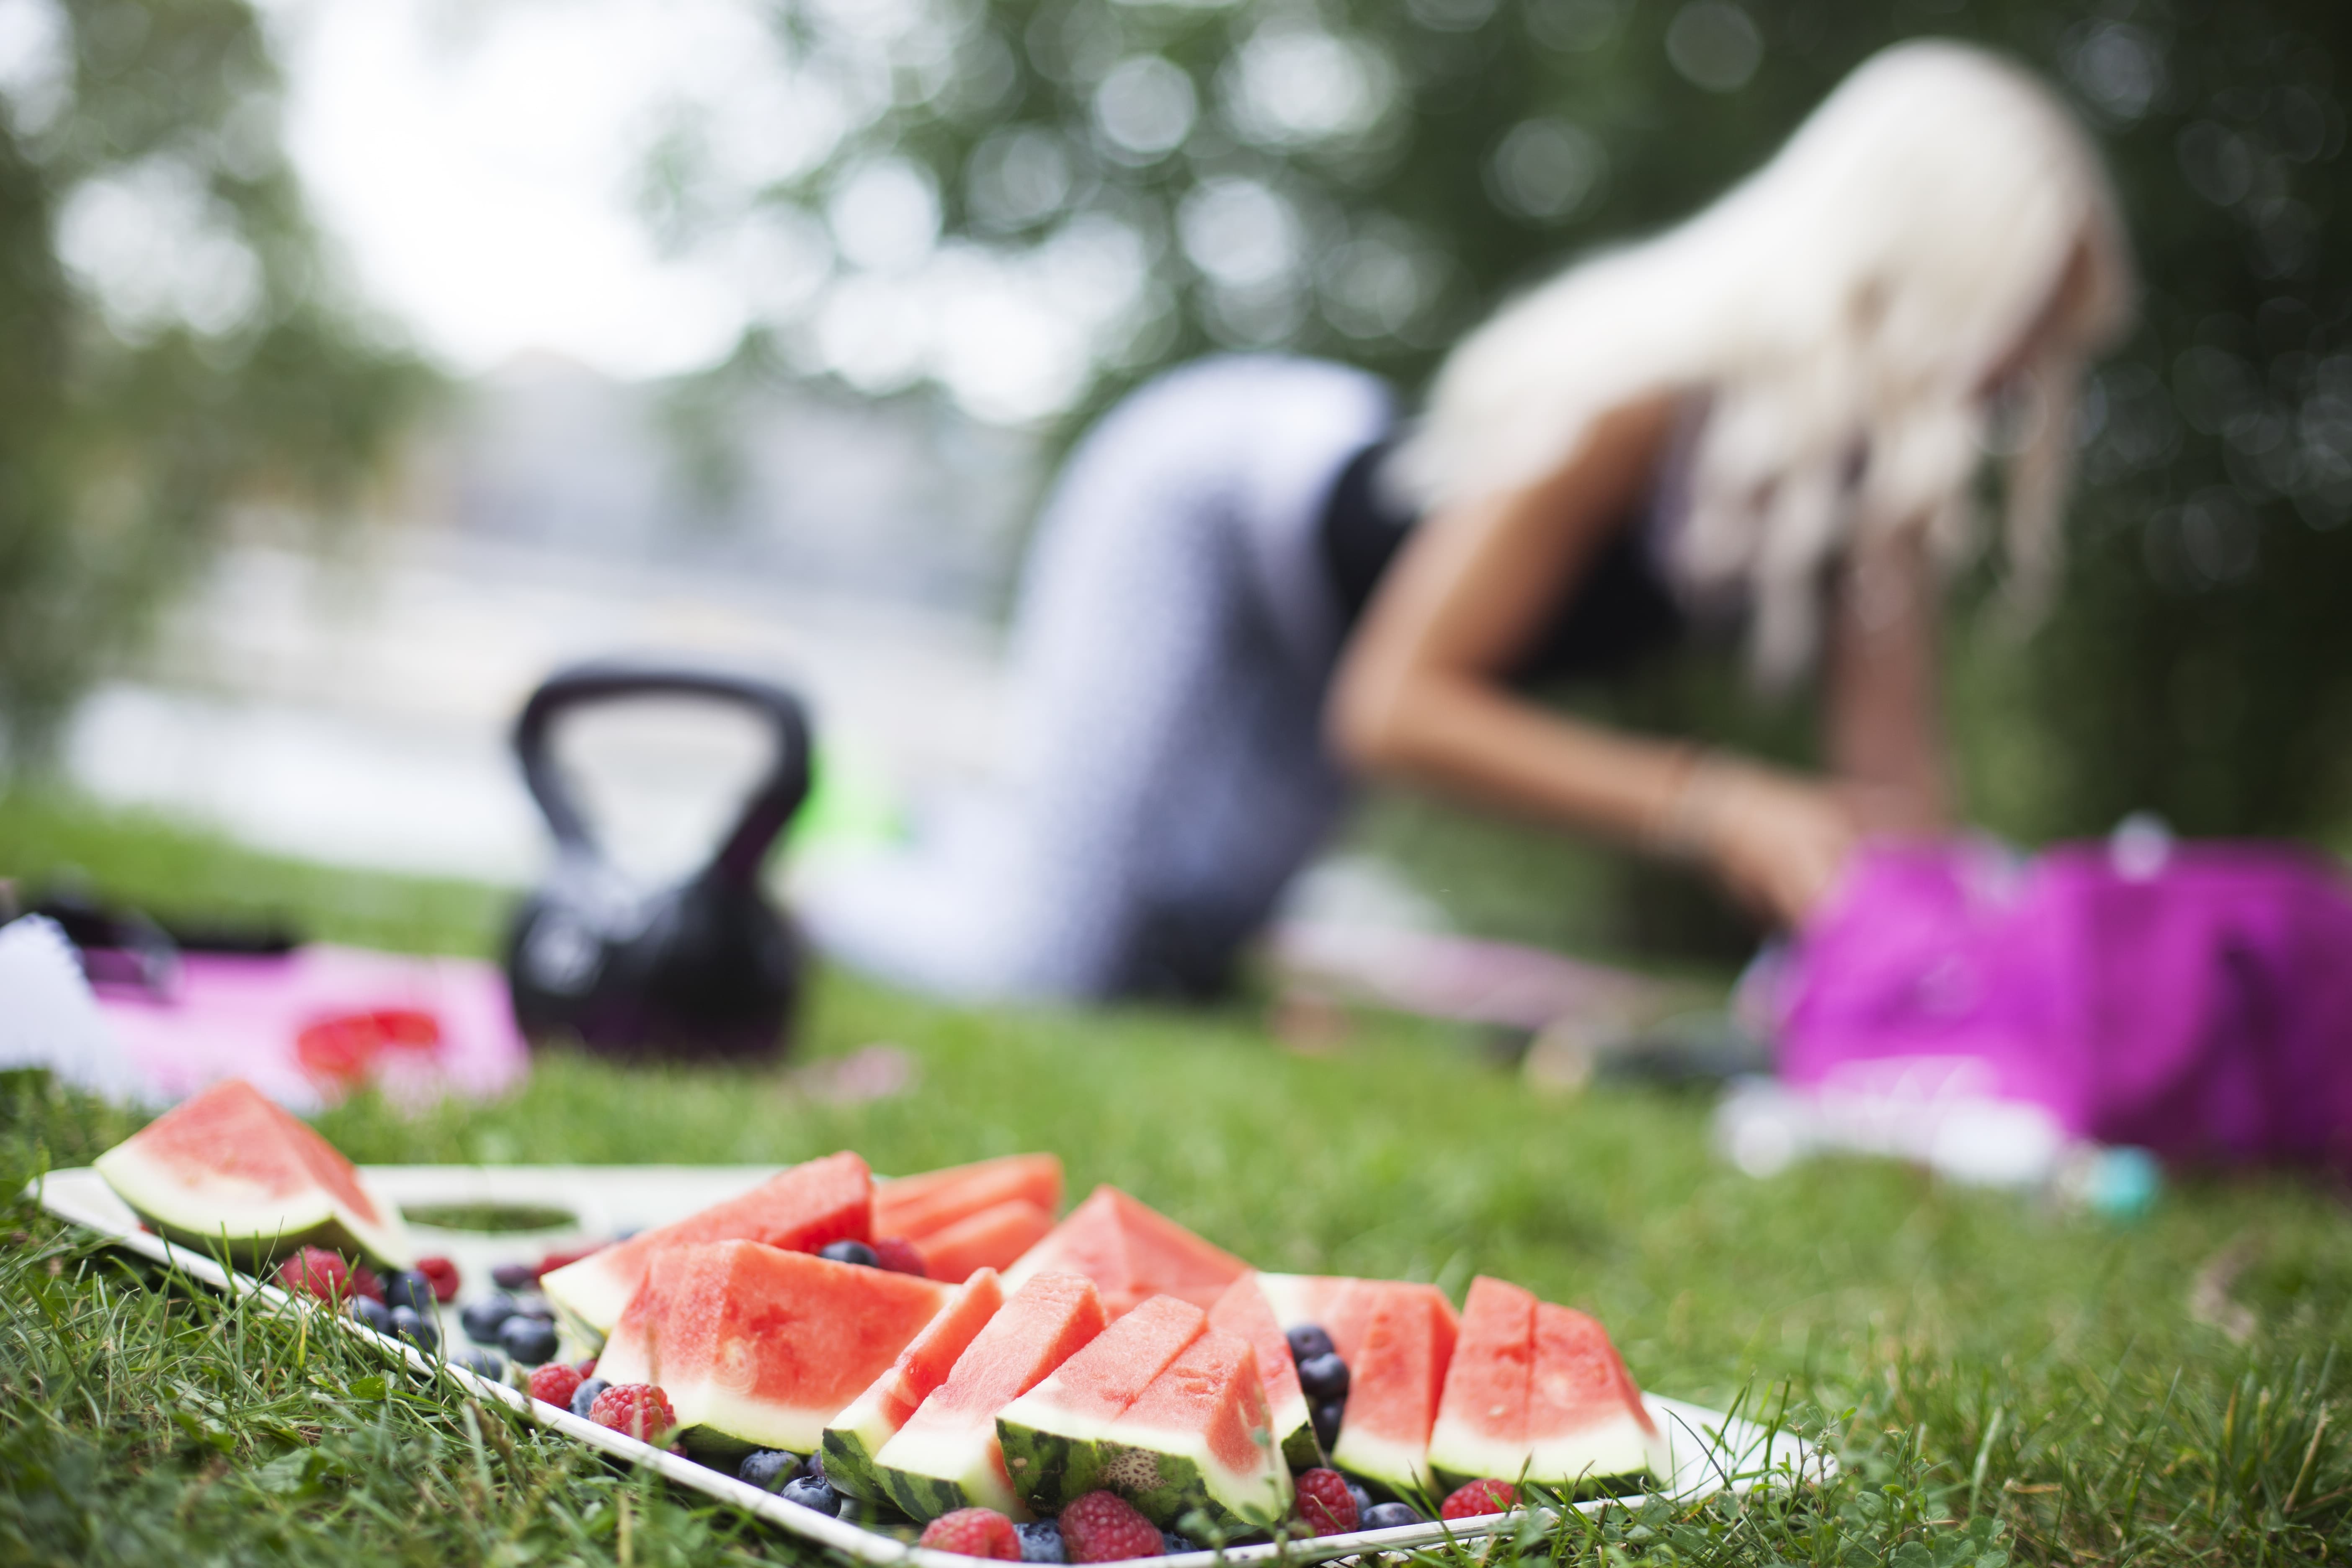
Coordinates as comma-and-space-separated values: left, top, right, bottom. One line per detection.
1331, 1424, 1436, 1499
1277, 1413, 1323, 1474
820, 1383, 900, 1502
1091, 1425, 1291, 1536
992, 1400, 1110, 1514
872, 1423, 1028, 1522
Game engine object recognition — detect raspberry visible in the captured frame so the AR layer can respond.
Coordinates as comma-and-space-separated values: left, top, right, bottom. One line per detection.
1439, 1478, 1517, 1521
873, 1236, 928, 1276
1058, 1491, 1164, 1562
588, 1382, 677, 1443
918, 1507, 1022, 1559
276, 1247, 381, 1305
415, 1255, 461, 1302
1293, 1467, 1359, 1535
533, 1247, 596, 1282
528, 1362, 585, 1409
575, 1357, 598, 1377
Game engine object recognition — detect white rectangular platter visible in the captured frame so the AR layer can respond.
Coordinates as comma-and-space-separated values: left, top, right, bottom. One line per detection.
34, 1163, 1828, 1566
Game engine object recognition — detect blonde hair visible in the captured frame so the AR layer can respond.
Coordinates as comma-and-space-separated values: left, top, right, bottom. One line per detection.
1393, 39, 2136, 681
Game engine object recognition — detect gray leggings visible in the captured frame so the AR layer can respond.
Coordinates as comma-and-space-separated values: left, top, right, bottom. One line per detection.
797, 356, 1395, 1000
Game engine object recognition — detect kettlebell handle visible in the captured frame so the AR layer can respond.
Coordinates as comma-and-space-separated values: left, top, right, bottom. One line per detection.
513, 661, 812, 890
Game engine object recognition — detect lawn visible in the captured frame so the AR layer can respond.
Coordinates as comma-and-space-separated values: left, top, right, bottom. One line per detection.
3, 789, 2347, 1566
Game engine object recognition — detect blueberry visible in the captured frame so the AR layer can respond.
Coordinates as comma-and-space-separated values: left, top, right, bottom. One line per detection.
781, 1475, 840, 1514
1287, 1324, 1335, 1364
1311, 1400, 1344, 1451
351, 1296, 395, 1334
383, 1270, 436, 1314
818, 1240, 879, 1268
1296, 1352, 1349, 1401
456, 1348, 505, 1380
500, 1315, 560, 1367
491, 1261, 537, 1290
739, 1449, 802, 1491
1346, 1482, 1373, 1523
1362, 1502, 1422, 1530
1161, 1531, 1194, 1555
570, 1377, 611, 1419
800, 1450, 826, 1481
1016, 1521, 1066, 1563
389, 1305, 438, 1352
507, 1292, 557, 1321
459, 1295, 517, 1343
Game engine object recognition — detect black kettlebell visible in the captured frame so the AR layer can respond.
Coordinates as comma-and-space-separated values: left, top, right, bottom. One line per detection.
503, 660, 811, 1062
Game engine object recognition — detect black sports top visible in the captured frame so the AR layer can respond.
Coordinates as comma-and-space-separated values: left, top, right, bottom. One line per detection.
1317, 436, 1687, 683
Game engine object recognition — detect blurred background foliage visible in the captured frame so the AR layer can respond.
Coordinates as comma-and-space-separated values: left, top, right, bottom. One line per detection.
0, 0, 431, 767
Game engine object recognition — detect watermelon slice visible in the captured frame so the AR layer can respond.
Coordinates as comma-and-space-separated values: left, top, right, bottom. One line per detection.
1430, 1278, 1665, 1488
1524, 1300, 1669, 1485
824, 1269, 1007, 1501
1208, 1274, 1321, 1472
875, 1153, 1063, 1240
995, 1294, 1208, 1513
93, 1078, 413, 1269
912, 1198, 1056, 1284
541, 1150, 871, 1343
1002, 1186, 1248, 1316
1257, 1276, 1458, 1495
874, 1271, 1107, 1521
593, 1239, 948, 1461
1093, 1328, 1293, 1531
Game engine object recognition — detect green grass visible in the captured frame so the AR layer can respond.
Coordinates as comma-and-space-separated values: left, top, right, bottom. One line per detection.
3, 790, 2348, 1565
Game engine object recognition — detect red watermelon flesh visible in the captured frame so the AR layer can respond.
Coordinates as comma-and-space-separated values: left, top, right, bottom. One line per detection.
541, 1150, 871, 1341
913, 1198, 1056, 1284
874, 1271, 1108, 1519
594, 1239, 948, 1459
1095, 1328, 1293, 1529
1002, 1186, 1248, 1316
1208, 1274, 1321, 1472
1428, 1276, 1536, 1483
823, 1269, 1007, 1500
94, 1078, 413, 1269
1326, 1282, 1459, 1495
1523, 1301, 1667, 1484
993, 1295, 1207, 1511
875, 1153, 1063, 1240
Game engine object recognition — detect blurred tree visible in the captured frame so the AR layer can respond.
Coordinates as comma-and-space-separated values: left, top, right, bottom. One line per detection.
662, 0, 2347, 890
0, 0, 431, 769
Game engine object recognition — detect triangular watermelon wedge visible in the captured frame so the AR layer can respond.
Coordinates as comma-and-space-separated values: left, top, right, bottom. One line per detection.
995, 1294, 1208, 1513
541, 1150, 871, 1344
912, 1198, 1055, 1284
1256, 1276, 1458, 1496
823, 1268, 1006, 1502
1209, 1273, 1321, 1472
1524, 1300, 1668, 1486
94, 1078, 413, 1269
1094, 1328, 1294, 1532
1429, 1275, 1537, 1484
596, 1240, 949, 1462
1002, 1186, 1248, 1316
874, 1272, 1107, 1521
875, 1153, 1063, 1240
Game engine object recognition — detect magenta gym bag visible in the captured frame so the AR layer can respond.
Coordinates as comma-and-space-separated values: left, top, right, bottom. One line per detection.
1775, 838, 2352, 1173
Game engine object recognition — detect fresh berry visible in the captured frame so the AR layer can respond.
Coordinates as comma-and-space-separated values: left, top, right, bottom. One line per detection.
389, 1305, 438, 1352
873, 1236, 928, 1276
383, 1270, 436, 1314
569, 1377, 610, 1419
588, 1383, 677, 1443
351, 1295, 395, 1333
1363, 1501, 1423, 1530
500, 1315, 560, 1366
739, 1449, 801, 1490
1346, 1481, 1372, 1524
507, 1292, 557, 1321
415, 1255, 462, 1302
1310, 1400, 1344, 1451
491, 1261, 537, 1290
1439, 1479, 1518, 1521
1294, 1467, 1359, 1535
1059, 1491, 1164, 1563
460, 1295, 517, 1342
456, 1348, 505, 1380
800, 1450, 827, 1480
277, 1247, 382, 1305
1296, 1352, 1349, 1400
780, 1475, 839, 1514
1015, 1521, 1067, 1563
918, 1507, 1022, 1559
1161, 1532, 1194, 1555
533, 1247, 596, 1282
575, 1357, 598, 1376
818, 1239, 880, 1268
1286, 1324, 1335, 1363
529, 1362, 585, 1408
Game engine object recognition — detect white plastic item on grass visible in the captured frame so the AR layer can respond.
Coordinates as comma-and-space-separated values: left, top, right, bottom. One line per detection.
0, 915, 152, 1106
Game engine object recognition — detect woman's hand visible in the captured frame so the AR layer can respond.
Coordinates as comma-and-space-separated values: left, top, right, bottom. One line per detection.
1680, 761, 1869, 927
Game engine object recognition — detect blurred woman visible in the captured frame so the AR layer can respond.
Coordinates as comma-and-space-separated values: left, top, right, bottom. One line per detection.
798, 39, 2135, 1001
